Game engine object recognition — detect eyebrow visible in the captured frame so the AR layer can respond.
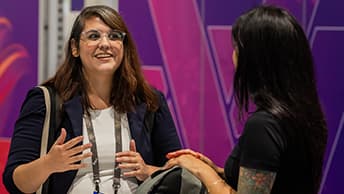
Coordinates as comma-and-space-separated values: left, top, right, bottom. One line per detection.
84, 29, 118, 33
83, 29, 100, 33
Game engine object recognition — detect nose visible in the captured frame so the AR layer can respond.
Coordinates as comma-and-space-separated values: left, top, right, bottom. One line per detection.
99, 34, 110, 49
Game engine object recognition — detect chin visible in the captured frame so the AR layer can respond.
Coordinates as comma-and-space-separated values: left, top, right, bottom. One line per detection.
98, 66, 119, 74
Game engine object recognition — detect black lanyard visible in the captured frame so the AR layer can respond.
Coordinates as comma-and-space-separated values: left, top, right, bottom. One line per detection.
85, 110, 122, 194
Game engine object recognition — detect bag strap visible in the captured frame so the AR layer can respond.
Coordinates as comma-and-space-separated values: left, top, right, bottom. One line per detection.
36, 86, 61, 194
36, 86, 51, 194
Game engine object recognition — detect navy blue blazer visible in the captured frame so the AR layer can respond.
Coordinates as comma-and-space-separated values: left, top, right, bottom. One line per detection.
3, 87, 182, 194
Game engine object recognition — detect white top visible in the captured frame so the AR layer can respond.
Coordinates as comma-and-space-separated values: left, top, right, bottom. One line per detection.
68, 106, 138, 194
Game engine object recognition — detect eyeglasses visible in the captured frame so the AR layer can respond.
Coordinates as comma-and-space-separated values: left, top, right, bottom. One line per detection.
80, 29, 126, 45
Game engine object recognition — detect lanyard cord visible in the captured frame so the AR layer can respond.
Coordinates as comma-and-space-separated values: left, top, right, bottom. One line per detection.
113, 112, 122, 194
85, 111, 122, 194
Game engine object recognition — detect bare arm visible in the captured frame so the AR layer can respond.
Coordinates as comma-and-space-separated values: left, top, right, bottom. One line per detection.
237, 167, 276, 194
197, 163, 235, 194
13, 155, 56, 193
13, 128, 92, 193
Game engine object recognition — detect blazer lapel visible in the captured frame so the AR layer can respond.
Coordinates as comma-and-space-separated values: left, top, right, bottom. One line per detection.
127, 103, 147, 152
63, 95, 83, 137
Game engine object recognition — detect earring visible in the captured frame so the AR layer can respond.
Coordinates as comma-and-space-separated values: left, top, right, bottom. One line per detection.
72, 48, 79, 57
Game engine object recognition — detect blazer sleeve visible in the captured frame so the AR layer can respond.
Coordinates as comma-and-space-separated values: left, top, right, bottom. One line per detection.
151, 90, 182, 166
2, 87, 46, 194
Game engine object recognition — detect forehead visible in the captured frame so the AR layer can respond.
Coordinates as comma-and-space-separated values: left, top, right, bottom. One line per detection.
83, 16, 112, 31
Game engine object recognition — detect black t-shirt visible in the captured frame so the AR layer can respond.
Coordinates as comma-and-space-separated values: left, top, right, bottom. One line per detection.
224, 110, 314, 194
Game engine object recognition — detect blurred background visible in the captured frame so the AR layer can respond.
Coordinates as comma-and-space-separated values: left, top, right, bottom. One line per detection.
0, 0, 343, 193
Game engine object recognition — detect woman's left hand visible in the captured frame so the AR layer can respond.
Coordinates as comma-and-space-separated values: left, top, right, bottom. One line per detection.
164, 154, 234, 194
116, 139, 159, 181
164, 154, 209, 176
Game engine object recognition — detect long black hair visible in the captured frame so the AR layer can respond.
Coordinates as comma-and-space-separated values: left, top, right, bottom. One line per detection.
232, 5, 327, 192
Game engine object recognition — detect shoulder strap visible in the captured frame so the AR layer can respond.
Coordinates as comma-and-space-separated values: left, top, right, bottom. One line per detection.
37, 86, 51, 156
36, 86, 51, 194
36, 86, 61, 194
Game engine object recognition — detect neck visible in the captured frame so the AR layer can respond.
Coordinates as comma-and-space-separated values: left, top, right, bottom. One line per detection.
86, 73, 113, 109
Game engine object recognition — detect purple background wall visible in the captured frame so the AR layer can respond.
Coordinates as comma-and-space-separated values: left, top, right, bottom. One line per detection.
119, 0, 343, 193
0, 0, 38, 193
0, 1, 38, 137
0, 0, 342, 193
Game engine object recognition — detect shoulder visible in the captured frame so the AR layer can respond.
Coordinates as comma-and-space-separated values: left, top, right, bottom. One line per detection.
149, 87, 168, 108
238, 111, 286, 171
20, 86, 46, 111
151, 87, 165, 99
241, 110, 286, 151
244, 111, 280, 133
27, 86, 45, 96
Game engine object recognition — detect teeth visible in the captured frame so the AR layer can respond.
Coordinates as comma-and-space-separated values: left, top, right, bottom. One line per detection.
96, 54, 111, 57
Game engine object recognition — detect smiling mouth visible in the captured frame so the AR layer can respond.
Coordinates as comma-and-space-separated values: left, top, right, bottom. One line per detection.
95, 53, 113, 58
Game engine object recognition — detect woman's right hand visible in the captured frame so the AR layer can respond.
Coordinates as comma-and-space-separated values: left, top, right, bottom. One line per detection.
44, 128, 92, 173
166, 149, 223, 174
13, 128, 93, 193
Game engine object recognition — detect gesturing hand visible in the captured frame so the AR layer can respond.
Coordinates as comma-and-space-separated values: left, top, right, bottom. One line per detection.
44, 128, 92, 173
116, 139, 151, 181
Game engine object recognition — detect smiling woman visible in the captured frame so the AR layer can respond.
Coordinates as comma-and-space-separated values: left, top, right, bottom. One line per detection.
2, 5, 181, 194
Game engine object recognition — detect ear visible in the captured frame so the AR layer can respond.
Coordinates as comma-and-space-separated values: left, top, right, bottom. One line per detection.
71, 39, 79, 57
232, 49, 238, 69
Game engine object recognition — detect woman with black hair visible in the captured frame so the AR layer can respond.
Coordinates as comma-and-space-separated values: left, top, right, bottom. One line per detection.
166, 5, 328, 194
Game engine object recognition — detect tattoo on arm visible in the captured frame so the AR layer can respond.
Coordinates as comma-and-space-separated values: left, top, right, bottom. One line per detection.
237, 167, 276, 194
